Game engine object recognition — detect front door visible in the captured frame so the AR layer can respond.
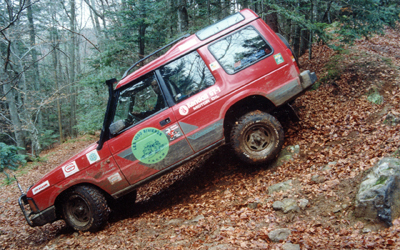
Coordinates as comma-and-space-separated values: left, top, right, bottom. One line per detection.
107, 72, 194, 185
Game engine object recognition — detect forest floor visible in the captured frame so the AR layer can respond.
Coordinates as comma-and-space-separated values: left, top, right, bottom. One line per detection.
1, 27, 400, 249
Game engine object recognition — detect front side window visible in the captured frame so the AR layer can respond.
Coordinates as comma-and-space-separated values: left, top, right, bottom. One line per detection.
160, 51, 215, 103
208, 26, 273, 74
110, 73, 166, 135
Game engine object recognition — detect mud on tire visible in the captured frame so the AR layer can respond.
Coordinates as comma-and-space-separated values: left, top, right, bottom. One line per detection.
63, 185, 110, 232
230, 110, 284, 164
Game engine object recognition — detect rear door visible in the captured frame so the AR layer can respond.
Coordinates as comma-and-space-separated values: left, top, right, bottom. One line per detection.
107, 72, 194, 185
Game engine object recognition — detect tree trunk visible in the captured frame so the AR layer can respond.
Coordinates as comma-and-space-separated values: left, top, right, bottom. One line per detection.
299, 0, 309, 57
51, 12, 63, 143
69, 0, 77, 138
292, 24, 301, 58
90, 0, 102, 37
2, 3, 26, 154
2, 81, 26, 154
309, 0, 314, 60
264, 5, 279, 33
221, 0, 230, 18
177, 0, 188, 33
138, 0, 148, 62
26, 0, 41, 156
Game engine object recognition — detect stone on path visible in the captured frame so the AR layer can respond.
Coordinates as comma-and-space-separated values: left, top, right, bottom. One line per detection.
268, 228, 291, 242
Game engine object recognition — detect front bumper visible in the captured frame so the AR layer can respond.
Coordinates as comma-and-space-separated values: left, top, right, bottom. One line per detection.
18, 194, 57, 227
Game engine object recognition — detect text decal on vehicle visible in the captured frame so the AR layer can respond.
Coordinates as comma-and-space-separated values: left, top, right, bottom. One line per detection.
62, 161, 79, 178
32, 180, 50, 195
178, 86, 221, 116
131, 127, 169, 164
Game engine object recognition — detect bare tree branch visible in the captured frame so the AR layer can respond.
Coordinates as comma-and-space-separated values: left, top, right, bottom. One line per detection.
0, 0, 30, 33
83, 0, 104, 19
0, 132, 17, 144
0, 30, 12, 72
0, 48, 55, 98
58, 25, 101, 52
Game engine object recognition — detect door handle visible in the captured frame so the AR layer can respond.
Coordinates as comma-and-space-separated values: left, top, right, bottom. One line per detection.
159, 117, 171, 127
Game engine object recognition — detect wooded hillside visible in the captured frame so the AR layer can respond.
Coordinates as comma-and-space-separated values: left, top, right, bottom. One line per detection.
1, 0, 399, 156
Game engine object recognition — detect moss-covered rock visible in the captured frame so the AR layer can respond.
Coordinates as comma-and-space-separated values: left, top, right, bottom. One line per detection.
355, 157, 400, 226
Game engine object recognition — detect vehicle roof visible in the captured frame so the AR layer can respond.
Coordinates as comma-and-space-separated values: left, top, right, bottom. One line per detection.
116, 9, 259, 89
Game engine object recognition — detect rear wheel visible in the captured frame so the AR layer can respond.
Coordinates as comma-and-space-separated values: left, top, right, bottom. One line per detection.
63, 185, 110, 232
230, 111, 284, 164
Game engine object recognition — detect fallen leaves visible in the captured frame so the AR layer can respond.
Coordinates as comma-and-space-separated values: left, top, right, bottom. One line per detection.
1, 27, 400, 249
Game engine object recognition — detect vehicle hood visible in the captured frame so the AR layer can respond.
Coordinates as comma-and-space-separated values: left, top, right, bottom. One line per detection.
27, 142, 100, 197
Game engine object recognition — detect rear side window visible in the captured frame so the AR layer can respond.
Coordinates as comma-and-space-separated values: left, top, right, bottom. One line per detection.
160, 51, 215, 103
209, 26, 273, 74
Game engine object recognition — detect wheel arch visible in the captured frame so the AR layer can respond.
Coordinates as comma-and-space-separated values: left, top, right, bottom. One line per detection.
222, 94, 276, 144
54, 182, 114, 219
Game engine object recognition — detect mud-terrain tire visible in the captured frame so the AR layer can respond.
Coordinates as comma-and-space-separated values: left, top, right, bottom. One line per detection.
63, 185, 110, 232
230, 111, 284, 164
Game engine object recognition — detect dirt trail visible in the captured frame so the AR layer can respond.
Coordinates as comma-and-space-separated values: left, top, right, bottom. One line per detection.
1, 27, 400, 249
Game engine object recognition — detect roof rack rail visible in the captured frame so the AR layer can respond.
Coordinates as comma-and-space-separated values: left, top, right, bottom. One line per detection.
122, 33, 191, 79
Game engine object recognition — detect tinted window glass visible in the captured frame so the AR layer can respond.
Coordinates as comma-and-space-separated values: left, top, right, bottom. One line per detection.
160, 51, 215, 103
209, 26, 273, 74
110, 73, 166, 134
196, 13, 244, 40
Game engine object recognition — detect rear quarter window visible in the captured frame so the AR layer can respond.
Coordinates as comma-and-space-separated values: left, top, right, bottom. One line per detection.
159, 51, 215, 103
208, 26, 273, 74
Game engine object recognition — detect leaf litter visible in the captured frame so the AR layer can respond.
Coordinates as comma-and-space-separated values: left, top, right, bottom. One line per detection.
1, 26, 400, 249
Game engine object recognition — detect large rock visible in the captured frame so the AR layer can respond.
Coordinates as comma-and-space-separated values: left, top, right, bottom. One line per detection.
272, 199, 299, 213
282, 243, 301, 250
268, 228, 291, 242
384, 112, 400, 126
273, 145, 300, 167
355, 157, 400, 226
268, 180, 293, 194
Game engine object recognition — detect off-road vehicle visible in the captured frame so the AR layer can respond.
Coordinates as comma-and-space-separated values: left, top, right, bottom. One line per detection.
19, 9, 316, 232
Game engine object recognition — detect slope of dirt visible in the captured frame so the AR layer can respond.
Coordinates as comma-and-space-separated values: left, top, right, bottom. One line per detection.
1, 27, 400, 249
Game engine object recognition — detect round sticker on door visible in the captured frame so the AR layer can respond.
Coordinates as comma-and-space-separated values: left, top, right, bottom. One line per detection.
179, 105, 189, 116
131, 127, 169, 164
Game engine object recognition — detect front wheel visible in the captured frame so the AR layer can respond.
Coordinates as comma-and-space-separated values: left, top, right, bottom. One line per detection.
230, 111, 284, 164
63, 185, 110, 232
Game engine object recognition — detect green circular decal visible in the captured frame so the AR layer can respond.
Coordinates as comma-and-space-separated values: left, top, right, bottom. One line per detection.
131, 127, 169, 164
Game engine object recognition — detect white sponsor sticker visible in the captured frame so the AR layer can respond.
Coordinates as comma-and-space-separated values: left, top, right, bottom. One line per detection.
209, 61, 220, 71
86, 150, 100, 164
62, 161, 79, 178
108, 172, 122, 185
178, 39, 197, 51
179, 105, 189, 116
32, 180, 50, 195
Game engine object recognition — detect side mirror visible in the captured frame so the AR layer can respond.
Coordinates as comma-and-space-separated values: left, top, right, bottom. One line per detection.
109, 120, 126, 135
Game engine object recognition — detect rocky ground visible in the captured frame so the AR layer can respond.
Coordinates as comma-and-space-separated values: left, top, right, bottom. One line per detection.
1, 27, 400, 249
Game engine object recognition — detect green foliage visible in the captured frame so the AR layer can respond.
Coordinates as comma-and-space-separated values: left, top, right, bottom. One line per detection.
313, 53, 345, 89
374, 176, 388, 186
39, 130, 58, 149
0, 143, 26, 181
392, 148, 400, 158
335, 0, 400, 43
367, 89, 383, 104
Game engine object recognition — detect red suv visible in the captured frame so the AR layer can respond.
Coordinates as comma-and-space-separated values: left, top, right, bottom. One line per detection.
18, 9, 316, 232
